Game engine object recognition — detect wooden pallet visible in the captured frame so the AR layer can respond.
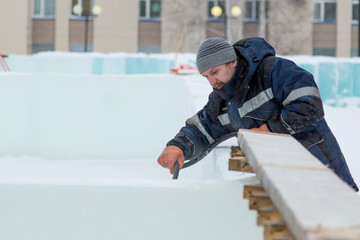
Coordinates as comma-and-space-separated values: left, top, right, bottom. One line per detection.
228, 146, 254, 173
230, 146, 295, 240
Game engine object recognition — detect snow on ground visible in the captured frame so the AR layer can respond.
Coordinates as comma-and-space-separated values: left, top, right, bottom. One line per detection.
323, 103, 360, 194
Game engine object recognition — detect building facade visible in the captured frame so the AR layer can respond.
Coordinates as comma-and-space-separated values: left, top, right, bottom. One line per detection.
0, 0, 358, 57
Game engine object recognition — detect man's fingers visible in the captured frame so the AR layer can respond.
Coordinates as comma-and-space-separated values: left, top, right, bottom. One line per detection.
157, 155, 167, 168
170, 163, 174, 174
157, 146, 185, 174
251, 124, 270, 132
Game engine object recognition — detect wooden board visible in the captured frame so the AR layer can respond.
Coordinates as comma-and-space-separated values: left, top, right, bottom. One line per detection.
237, 129, 360, 240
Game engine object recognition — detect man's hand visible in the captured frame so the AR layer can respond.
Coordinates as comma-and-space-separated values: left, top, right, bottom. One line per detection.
251, 124, 271, 132
157, 146, 185, 174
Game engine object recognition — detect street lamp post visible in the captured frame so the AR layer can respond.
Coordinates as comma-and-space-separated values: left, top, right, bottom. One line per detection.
211, 4, 242, 42
73, 4, 102, 52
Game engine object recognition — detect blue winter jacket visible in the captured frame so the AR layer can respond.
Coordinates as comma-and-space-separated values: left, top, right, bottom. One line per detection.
167, 38, 358, 191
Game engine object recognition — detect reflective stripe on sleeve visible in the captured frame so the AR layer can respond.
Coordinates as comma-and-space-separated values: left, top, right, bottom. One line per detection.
282, 86, 321, 106
217, 113, 230, 126
186, 114, 215, 144
238, 88, 274, 117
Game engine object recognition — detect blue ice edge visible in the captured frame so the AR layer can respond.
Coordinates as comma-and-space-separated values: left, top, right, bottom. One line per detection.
4, 53, 360, 103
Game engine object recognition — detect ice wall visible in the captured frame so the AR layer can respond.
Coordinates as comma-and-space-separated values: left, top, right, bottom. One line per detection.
4, 53, 360, 101
5, 53, 174, 75
289, 56, 360, 101
0, 73, 194, 160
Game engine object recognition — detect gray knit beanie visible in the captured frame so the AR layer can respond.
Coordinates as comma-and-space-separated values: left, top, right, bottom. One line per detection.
196, 38, 237, 73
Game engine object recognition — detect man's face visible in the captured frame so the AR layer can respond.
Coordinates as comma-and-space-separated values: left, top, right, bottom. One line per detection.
201, 60, 237, 89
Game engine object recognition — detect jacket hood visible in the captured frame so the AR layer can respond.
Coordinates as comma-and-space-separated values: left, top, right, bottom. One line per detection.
233, 37, 276, 83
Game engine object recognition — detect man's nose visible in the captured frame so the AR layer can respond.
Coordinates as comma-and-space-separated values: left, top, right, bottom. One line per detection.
208, 76, 217, 87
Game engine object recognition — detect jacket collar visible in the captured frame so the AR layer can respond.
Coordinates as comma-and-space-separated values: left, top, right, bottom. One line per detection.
233, 37, 275, 84
213, 38, 276, 102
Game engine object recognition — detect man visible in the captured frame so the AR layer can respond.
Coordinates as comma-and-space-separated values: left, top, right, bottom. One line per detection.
157, 37, 358, 191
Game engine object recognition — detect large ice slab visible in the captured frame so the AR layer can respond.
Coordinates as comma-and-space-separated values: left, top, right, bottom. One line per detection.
0, 152, 263, 240
0, 180, 263, 240
0, 73, 194, 159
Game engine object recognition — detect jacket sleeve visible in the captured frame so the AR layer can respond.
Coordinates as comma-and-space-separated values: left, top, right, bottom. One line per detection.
267, 58, 324, 134
166, 103, 234, 160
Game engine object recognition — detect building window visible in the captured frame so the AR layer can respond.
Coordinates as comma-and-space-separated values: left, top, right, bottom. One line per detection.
207, 0, 226, 20
71, 0, 93, 18
33, 0, 56, 18
244, 0, 268, 22
352, 0, 359, 23
313, 0, 336, 23
139, 0, 161, 20
32, 44, 55, 54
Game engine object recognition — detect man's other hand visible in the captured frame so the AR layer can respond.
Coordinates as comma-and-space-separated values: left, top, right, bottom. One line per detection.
251, 124, 271, 132
157, 146, 185, 174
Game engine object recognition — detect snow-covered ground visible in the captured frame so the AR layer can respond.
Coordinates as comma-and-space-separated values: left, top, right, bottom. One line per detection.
323, 102, 360, 193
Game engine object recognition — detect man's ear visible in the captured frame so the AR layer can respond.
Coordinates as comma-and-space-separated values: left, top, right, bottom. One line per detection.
232, 59, 237, 68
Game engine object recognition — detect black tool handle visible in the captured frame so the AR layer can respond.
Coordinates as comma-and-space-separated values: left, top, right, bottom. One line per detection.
172, 161, 180, 180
